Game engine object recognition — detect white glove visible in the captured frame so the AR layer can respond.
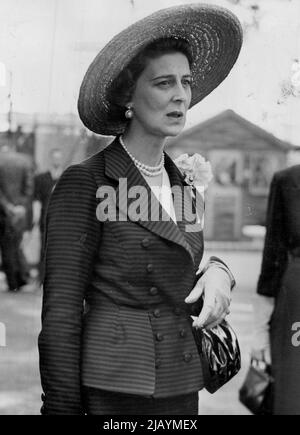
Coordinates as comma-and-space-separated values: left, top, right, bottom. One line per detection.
185, 266, 231, 330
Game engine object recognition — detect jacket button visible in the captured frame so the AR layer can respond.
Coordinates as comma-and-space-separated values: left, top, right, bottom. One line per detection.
155, 358, 162, 369
147, 264, 154, 273
153, 309, 161, 318
141, 238, 151, 248
183, 352, 193, 363
180, 329, 187, 338
174, 307, 182, 316
149, 287, 158, 296
156, 333, 164, 342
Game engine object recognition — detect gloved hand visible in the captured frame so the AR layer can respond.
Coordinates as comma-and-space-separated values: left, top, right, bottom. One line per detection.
185, 266, 231, 330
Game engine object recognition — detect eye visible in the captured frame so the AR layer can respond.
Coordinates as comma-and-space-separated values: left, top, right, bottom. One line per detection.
182, 78, 192, 87
157, 80, 171, 87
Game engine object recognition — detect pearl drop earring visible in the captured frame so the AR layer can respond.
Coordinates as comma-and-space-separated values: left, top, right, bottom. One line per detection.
125, 107, 134, 119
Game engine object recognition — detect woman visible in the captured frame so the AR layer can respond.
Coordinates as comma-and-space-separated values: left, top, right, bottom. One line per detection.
252, 165, 300, 415
38, 4, 242, 415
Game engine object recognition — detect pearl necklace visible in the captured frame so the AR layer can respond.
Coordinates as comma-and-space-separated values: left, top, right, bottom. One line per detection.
119, 136, 164, 177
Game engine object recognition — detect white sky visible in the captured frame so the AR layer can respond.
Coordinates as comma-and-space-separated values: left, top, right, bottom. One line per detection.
0, 0, 299, 145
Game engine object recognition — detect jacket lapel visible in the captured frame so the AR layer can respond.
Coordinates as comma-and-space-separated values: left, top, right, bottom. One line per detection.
164, 152, 204, 259
103, 138, 198, 262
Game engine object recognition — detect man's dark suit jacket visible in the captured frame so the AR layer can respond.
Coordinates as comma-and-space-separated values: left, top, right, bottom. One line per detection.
39, 138, 228, 414
34, 171, 58, 233
0, 149, 33, 230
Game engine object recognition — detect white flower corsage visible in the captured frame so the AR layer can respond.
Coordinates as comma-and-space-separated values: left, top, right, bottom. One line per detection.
174, 153, 213, 191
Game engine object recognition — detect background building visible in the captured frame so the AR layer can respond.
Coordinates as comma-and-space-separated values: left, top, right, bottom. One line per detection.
167, 110, 295, 241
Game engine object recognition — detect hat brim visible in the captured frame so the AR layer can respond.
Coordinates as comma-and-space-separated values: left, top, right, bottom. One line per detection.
78, 4, 243, 136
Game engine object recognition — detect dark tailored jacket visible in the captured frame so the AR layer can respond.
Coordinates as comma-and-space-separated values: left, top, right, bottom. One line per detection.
0, 150, 33, 230
39, 138, 231, 415
257, 165, 300, 297
256, 166, 300, 414
34, 171, 57, 234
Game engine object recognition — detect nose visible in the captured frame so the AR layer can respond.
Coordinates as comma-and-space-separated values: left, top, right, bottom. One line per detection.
172, 82, 189, 103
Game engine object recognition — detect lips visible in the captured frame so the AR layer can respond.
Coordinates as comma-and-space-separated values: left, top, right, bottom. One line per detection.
167, 111, 184, 119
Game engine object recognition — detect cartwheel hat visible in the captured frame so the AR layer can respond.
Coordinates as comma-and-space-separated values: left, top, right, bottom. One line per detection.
78, 3, 243, 136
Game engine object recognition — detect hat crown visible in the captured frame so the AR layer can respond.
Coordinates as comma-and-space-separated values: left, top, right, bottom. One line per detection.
78, 4, 243, 136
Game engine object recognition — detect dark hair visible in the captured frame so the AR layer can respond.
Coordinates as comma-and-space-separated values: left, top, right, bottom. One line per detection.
107, 38, 193, 123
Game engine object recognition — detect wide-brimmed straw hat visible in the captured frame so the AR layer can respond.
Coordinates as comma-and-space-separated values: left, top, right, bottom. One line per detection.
78, 3, 243, 136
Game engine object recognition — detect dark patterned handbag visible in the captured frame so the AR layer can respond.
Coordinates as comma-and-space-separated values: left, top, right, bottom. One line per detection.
192, 319, 241, 393
190, 267, 241, 394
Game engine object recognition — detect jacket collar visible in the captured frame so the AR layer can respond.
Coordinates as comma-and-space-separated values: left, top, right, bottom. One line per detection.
103, 137, 203, 263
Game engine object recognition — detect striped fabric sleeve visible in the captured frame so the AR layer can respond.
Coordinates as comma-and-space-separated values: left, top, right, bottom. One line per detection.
38, 164, 101, 415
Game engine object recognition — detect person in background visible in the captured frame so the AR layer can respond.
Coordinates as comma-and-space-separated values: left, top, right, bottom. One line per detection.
0, 199, 6, 285
34, 148, 64, 281
252, 165, 300, 415
0, 141, 34, 291
0, 199, 6, 245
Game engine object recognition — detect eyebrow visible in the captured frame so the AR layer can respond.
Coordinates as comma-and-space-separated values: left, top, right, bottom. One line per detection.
151, 74, 192, 81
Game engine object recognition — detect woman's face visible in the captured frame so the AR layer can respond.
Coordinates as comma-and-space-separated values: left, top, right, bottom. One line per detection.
129, 52, 192, 138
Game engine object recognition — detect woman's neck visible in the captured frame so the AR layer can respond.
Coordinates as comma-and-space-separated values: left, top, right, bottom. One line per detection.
122, 127, 166, 167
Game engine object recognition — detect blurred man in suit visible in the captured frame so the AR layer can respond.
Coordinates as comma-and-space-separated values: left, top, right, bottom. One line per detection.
0, 141, 34, 291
